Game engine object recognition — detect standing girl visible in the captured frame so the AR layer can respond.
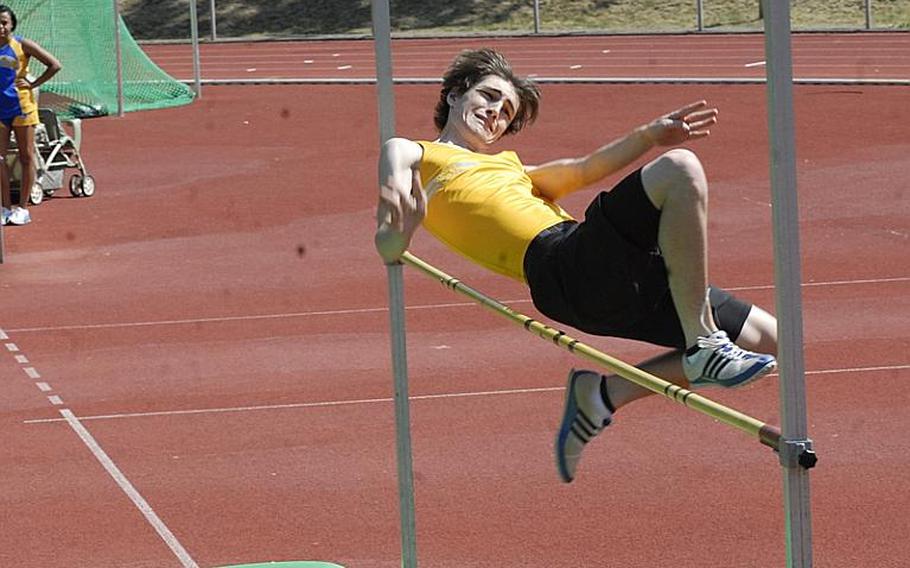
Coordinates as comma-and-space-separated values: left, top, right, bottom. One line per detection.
0, 4, 62, 225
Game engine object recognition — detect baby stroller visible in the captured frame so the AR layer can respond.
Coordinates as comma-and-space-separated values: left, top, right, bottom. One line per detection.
7, 107, 95, 205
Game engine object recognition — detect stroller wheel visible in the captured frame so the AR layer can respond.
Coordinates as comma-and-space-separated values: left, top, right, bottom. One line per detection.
80, 175, 96, 197
69, 174, 84, 197
29, 183, 44, 205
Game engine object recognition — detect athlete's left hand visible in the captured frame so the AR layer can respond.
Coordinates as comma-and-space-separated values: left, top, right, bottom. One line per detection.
644, 100, 718, 146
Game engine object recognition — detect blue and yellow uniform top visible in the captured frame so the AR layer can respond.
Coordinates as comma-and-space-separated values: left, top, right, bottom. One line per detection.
0, 36, 37, 124
417, 140, 574, 282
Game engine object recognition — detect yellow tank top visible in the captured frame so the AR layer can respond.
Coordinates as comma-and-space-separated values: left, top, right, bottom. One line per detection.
418, 141, 574, 282
3, 37, 36, 117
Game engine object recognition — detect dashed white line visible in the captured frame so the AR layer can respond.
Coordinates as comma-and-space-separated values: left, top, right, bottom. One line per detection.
745, 60, 767, 67
15, 354, 28, 363
0, 334, 195, 567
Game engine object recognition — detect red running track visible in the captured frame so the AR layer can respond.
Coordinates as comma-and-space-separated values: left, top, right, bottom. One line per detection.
145, 33, 910, 82
1, 36, 909, 568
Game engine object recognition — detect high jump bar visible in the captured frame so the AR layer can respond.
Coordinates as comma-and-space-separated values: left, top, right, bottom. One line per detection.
400, 251, 782, 451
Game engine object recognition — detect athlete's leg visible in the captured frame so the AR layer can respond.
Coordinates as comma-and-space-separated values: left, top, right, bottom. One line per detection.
639, 148, 714, 348
0, 122, 12, 211
603, 350, 684, 408
555, 301, 778, 483
735, 304, 778, 355
12, 124, 35, 209
603, 304, 779, 409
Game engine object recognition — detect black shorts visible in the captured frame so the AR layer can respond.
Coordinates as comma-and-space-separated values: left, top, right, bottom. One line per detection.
523, 168, 751, 349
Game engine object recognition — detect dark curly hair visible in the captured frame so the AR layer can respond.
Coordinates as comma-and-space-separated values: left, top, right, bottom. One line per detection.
0, 5, 17, 31
434, 48, 541, 136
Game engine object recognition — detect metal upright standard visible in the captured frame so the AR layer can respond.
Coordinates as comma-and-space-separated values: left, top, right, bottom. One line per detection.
762, 1, 816, 566
189, 0, 203, 98
209, 0, 218, 41
112, 0, 124, 116
371, 1, 419, 567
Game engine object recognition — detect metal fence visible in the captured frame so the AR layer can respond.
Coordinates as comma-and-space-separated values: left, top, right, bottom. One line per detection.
122, 0, 908, 42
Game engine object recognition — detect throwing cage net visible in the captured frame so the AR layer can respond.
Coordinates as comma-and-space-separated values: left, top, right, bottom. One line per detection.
8, 0, 194, 119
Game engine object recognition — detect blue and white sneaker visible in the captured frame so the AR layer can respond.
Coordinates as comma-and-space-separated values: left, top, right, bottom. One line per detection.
7, 207, 31, 226
555, 369, 612, 483
683, 330, 776, 389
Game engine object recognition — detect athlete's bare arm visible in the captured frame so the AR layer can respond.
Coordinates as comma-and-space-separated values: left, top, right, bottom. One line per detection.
375, 137, 426, 263
527, 101, 717, 202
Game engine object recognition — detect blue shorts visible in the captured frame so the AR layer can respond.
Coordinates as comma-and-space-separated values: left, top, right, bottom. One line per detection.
523, 168, 751, 349
0, 109, 39, 129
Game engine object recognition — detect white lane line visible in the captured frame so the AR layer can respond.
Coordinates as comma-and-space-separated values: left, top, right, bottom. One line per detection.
25, 386, 563, 424
15, 354, 28, 364
48, 395, 64, 406
745, 60, 767, 67
5, 342, 19, 352
1, 302, 475, 333
59, 408, 199, 567
0, 329, 7, 339
802, 364, 910, 375
727, 275, 910, 292
24, 367, 41, 379
4, 275, 907, 336
36, 382, 52, 392
22, 363, 909, 425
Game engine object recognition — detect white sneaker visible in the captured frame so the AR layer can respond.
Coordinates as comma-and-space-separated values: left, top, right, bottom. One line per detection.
683, 330, 776, 389
0, 207, 10, 225
555, 369, 613, 483
7, 207, 31, 226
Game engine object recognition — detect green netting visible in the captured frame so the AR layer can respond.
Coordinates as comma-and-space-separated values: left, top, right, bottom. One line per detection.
7, 0, 194, 119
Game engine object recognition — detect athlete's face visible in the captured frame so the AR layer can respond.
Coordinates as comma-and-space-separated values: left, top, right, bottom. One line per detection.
447, 75, 520, 149
0, 13, 14, 40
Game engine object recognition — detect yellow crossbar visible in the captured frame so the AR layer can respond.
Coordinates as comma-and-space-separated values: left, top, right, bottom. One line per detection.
401, 251, 781, 451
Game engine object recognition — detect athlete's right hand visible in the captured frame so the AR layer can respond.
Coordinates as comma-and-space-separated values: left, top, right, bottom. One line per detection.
375, 168, 426, 264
